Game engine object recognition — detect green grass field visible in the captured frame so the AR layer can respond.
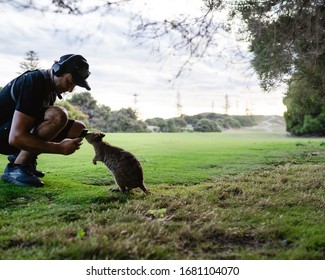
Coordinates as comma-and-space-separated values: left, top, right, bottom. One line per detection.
0, 131, 324, 259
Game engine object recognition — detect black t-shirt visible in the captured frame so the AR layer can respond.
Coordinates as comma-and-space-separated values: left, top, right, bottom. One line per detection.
0, 70, 57, 125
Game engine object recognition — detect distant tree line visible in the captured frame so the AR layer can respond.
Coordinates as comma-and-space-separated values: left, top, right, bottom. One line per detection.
57, 92, 257, 133
146, 113, 256, 132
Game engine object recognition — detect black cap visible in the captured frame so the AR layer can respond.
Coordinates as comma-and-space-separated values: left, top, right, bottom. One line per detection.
59, 54, 91, 90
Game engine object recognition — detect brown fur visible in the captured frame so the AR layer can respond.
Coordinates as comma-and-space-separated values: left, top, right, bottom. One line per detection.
85, 132, 148, 193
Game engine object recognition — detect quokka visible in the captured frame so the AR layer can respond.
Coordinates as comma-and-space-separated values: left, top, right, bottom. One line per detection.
85, 132, 149, 193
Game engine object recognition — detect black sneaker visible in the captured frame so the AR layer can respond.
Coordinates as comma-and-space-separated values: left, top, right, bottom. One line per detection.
7, 154, 45, 178
1, 163, 44, 187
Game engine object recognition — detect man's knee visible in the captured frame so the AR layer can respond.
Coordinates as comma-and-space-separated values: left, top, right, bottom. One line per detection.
34, 106, 69, 140
44, 106, 69, 126
53, 120, 86, 141
67, 120, 86, 138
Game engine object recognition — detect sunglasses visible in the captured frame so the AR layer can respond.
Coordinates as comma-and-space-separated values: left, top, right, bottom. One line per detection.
75, 67, 90, 80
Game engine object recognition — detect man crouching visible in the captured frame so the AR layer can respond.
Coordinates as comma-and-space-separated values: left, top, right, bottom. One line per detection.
0, 54, 91, 187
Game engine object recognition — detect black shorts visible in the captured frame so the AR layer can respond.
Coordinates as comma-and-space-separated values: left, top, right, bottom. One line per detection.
0, 121, 18, 155
0, 119, 75, 155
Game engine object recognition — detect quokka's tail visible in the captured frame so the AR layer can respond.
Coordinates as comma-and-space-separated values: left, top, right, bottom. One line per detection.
139, 184, 150, 194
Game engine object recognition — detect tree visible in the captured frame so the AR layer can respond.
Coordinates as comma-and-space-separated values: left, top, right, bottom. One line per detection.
0, 1, 127, 15
231, 1, 325, 91
145, 117, 169, 132
107, 108, 148, 132
19, 50, 40, 73
172, 117, 187, 129
231, 1, 325, 135
283, 70, 325, 135
68, 92, 112, 131
194, 118, 221, 132
91, 104, 112, 132
68, 92, 97, 116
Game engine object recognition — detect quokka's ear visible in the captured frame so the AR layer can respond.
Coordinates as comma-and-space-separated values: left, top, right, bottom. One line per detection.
100, 133, 106, 139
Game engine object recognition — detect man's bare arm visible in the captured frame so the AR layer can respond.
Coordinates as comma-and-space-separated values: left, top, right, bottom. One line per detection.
9, 110, 82, 155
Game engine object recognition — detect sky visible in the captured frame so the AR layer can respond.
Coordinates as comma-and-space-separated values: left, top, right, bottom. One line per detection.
0, 0, 287, 120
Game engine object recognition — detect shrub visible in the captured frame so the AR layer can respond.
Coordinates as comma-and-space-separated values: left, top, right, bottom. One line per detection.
194, 118, 221, 132
223, 117, 241, 129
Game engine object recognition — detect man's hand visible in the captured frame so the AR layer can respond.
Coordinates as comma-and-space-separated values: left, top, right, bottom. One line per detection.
58, 138, 83, 155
